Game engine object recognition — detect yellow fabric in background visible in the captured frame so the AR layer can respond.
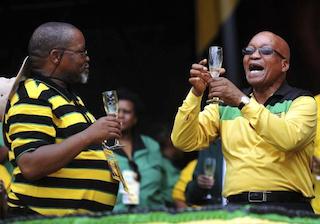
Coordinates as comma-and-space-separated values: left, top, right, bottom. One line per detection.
0, 164, 11, 192
195, 0, 239, 56
311, 94, 320, 214
172, 159, 197, 203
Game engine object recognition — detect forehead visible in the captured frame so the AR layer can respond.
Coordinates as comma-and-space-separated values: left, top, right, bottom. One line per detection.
248, 33, 278, 47
119, 99, 134, 109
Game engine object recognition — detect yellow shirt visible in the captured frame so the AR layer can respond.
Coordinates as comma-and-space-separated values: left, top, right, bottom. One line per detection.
171, 87, 316, 198
172, 159, 197, 203
312, 94, 320, 213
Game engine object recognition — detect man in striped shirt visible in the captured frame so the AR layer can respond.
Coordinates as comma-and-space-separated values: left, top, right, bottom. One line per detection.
3, 22, 121, 216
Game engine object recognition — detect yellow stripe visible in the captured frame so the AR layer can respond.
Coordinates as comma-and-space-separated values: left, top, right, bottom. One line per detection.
30, 207, 92, 216
0, 165, 12, 191
48, 168, 115, 182
25, 80, 50, 98
9, 103, 52, 117
11, 183, 117, 206
48, 95, 70, 110
75, 150, 105, 160
10, 122, 55, 136
54, 112, 88, 128
86, 112, 96, 122
195, 0, 239, 55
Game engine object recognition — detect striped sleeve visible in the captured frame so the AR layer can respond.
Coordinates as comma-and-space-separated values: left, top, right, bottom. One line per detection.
7, 96, 55, 159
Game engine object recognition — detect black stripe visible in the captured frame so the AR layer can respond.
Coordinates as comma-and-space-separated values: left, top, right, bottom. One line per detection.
39, 88, 60, 101
66, 159, 109, 170
15, 193, 114, 211
13, 141, 47, 158
15, 97, 51, 107
17, 83, 29, 99
15, 174, 119, 195
10, 131, 55, 143
8, 114, 53, 126
53, 104, 79, 118
8, 197, 24, 207
56, 123, 90, 137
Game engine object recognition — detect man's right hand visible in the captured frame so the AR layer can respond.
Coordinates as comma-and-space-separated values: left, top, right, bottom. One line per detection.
189, 59, 211, 96
197, 174, 215, 189
84, 115, 122, 145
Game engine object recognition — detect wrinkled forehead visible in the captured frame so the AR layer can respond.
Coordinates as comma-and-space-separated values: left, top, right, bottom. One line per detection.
248, 32, 279, 47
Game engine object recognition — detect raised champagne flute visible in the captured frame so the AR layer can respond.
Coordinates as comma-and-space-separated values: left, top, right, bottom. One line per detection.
203, 157, 216, 200
206, 46, 223, 104
102, 90, 124, 150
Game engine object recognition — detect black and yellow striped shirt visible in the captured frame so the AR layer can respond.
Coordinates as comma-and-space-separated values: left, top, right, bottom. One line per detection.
3, 74, 119, 216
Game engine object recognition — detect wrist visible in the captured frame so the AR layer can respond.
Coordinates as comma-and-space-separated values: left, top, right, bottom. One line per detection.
191, 87, 203, 97
238, 95, 250, 110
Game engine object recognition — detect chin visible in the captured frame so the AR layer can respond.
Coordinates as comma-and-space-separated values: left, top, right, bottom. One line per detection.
80, 72, 89, 84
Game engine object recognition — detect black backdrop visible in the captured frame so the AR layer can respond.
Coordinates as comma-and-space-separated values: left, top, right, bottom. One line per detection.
1, 0, 320, 135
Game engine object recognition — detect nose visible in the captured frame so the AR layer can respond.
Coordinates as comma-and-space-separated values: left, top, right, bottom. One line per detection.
118, 109, 124, 119
250, 48, 261, 58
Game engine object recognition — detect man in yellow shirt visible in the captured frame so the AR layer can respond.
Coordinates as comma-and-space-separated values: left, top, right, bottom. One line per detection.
171, 31, 316, 212
311, 94, 320, 214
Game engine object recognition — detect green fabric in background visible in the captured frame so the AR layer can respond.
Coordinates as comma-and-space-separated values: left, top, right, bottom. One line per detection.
8, 207, 320, 224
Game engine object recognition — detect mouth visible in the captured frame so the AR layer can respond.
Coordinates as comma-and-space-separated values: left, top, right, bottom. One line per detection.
249, 63, 264, 72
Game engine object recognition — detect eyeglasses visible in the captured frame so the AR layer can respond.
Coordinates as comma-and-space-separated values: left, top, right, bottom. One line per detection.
242, 46, 286, 59
53, 48, 88, 57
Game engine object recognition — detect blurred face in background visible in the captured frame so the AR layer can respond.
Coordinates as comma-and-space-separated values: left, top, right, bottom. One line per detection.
118, 99, 137, 132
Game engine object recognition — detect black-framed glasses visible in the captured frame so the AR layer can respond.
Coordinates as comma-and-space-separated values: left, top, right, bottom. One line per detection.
53, 48, 88, 57
128, 160, 141, 182
242, 46, 286, 59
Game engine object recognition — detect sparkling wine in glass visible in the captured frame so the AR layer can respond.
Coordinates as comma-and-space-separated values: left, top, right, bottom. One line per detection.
102, 90, 123, 150
206, 46, 223, 104
203, 157, 216, 200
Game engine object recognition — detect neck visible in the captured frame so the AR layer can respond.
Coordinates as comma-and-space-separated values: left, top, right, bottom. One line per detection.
252, 81, 283, 104
48, 76, 68, 89
119, 131, 133, 159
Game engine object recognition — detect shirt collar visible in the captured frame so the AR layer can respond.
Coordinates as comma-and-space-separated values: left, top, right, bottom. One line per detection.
32, 73, 77, 102
243, 81, 291, 106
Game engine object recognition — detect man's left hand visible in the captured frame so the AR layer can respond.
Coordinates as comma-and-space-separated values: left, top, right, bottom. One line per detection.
207, 76, 245, 106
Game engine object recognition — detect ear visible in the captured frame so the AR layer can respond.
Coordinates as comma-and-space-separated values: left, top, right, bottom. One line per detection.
281, 59, 289, 72
49, 49, 63, 65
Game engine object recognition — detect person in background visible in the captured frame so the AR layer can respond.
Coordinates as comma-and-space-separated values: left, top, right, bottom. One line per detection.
0, 78, 14, 192
113, 87, 179, 212
172, 159, 197, 209
0, 77, 16, 218
185, 140, 224, 206
311, 94, 320, 214
3, 22, 121, 217
171, 31, 316, 212
155, 123, 198, 170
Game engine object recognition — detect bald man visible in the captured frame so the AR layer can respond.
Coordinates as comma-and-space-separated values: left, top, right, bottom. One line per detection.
3, 22, 121, 217
171, 31, 316, 212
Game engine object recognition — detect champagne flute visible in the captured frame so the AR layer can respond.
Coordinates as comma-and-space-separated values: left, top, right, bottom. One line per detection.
203, 157, 216, 200
102, 90, 124, 150
206, 46, 223, 104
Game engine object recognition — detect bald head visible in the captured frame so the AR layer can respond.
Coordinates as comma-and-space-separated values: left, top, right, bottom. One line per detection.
250, 31, 290, 63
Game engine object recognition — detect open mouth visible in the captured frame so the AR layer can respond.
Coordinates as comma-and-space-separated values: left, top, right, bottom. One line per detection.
249, 63, 264, 72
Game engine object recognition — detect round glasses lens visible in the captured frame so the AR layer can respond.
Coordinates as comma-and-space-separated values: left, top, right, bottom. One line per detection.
244, 47, 255, 55
259, 47, 274, 55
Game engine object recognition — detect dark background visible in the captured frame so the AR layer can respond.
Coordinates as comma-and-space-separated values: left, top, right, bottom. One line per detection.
1, 0, 320, 136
